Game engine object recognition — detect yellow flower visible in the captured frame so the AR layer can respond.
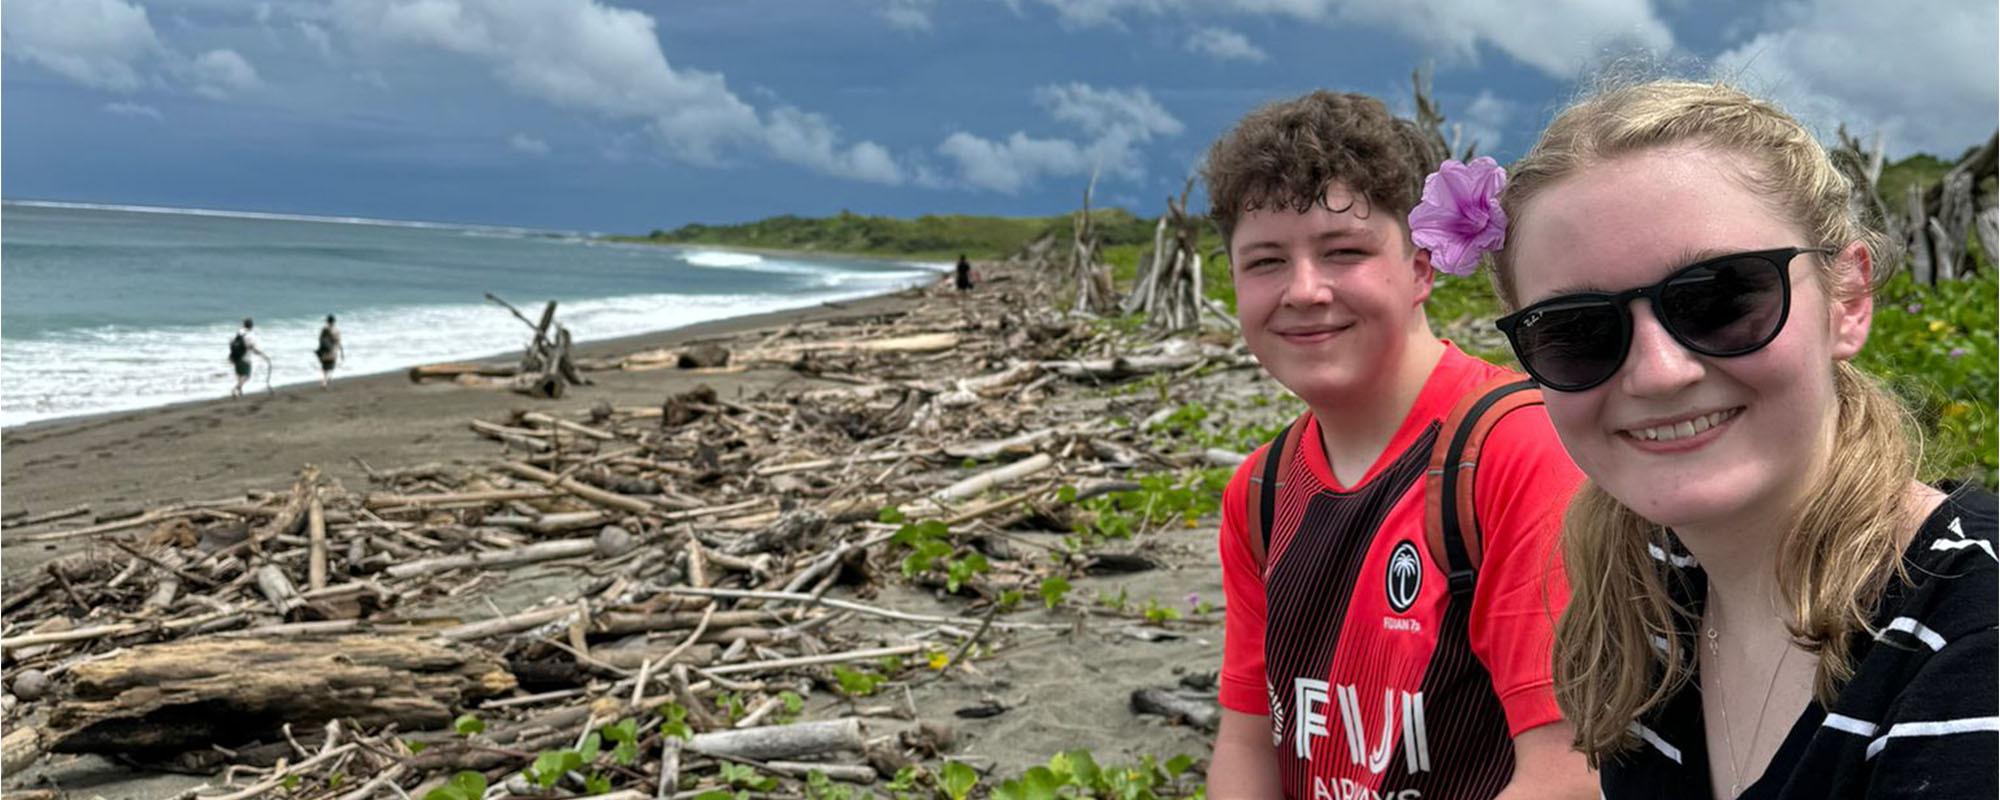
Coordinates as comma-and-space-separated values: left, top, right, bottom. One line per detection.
1945, 402, 1974, 419
1929, 319, 1950, 333
928, 652, 950, 670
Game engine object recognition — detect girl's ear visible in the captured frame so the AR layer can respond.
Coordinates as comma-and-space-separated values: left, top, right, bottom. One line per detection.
1829, 240, 1874, 361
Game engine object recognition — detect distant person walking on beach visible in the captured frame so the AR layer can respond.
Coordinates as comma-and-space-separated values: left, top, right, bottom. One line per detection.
316, 314, 345, 388
954, 254, 974, 292
227, 318, 268, 399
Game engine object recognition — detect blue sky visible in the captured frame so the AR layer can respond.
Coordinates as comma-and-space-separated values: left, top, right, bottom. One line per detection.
4, 0, 1995, 233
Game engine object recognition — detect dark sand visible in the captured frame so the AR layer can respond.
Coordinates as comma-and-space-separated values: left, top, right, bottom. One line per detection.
1, 277, 1231, 792
1, 289, 920, 577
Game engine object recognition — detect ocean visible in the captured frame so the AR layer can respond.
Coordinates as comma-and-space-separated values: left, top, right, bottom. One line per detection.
0, 201, 945, 427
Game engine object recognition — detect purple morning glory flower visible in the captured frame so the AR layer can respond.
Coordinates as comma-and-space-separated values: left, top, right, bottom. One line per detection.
1408, 156, 1509, 276
1907, 303, 1924, 314
1950, 347, 1968, 359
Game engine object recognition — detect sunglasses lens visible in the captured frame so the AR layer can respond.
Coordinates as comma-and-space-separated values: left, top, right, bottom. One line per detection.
1660, 255, 1787, 354
1512, 301, 1626, 389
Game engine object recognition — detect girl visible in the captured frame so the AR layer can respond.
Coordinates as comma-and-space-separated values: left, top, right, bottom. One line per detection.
1488, 80, 1996, 798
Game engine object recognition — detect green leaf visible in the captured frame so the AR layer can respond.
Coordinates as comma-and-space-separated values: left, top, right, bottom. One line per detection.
1164, 754, 1195, 778
584, 773, 612, 794
603, 717, 639, 743
657, 702, 693, 741
449, 772, 487, 800
282, 774, 301, 792
878, 506, 907, 524
1039, 575, 1072, 609
452, 713, 485, 737
404, 739, 428, 755
779, 690, 805, 714
578, 731, 602, 763
423, 771, 485, 800
326, 774, 345, 790
940, 761, 979, 800
945, 552, 990, 592
692, 792, 737, 800
831, 666, 885, 697
1057, 485, 1079, 503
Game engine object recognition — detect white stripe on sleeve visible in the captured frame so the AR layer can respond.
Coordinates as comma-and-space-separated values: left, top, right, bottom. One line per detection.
1877, 616, 1948, 651
1822, 713, 1879, 737
1864, 716, 2000, 759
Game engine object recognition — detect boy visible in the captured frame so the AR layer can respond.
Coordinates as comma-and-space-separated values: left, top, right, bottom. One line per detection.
1203, 91, 1594, 799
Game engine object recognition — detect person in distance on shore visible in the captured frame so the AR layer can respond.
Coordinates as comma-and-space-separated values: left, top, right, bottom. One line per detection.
1490, 78, 1997, 799
1201, 89, 1595, 799
227, 317, 268, 399
955, 253, 974, 292
316, 314, 345, 389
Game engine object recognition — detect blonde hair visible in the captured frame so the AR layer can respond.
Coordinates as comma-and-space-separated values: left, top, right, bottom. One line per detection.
1492, 80, 1919, 764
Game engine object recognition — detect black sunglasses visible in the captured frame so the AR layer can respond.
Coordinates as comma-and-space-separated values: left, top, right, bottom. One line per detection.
1494, 247, 1836, 392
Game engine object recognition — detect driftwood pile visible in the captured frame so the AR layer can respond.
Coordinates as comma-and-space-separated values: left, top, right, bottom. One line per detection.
407, 295, 595, 398
1122, 179, 1234, 333
1, 274, 1263, 798
1834, 128, 1999, 285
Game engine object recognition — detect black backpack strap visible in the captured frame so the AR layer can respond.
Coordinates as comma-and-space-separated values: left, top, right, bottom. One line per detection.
1246, 414, 1313, 568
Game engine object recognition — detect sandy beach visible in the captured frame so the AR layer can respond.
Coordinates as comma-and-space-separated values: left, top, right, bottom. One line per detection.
1, 287, 922, 577
1, 266, 1246, 794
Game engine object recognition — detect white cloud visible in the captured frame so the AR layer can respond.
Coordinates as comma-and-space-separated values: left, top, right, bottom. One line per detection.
297, 21, 336, 59
1020, 0, 1673, 78
877, 0, 933, 30
1184, 26, 1265, 63
103, 101, 163, 119
509, 133, 550, 154
190, 48, 261, 98
938, 84, 1183, 193
1458, 89, 1513, 153
2, 0, 163, 91
331, 0, 905, 184
1715, 0, 1998, 158
938, 132, 1091, 193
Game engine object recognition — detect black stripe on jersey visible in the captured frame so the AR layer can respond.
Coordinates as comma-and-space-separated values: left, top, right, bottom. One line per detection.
1264, 422, 1436, 797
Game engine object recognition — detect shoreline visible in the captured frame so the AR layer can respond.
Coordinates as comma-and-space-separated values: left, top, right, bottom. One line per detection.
1, 269, 946, 435
0, 278, 943, 575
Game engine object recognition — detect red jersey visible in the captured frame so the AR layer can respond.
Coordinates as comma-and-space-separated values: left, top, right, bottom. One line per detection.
1218, 343, 1582, 799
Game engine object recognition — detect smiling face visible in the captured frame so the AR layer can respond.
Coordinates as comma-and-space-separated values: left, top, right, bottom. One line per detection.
1230, 183, 1435, 409
1506, 147, 1873, 531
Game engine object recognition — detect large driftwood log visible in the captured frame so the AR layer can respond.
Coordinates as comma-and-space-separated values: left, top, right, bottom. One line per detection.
46, 635, 515, 755
382, 538, 599, 578
408, 363, 518, 383
687, 718, 866, 760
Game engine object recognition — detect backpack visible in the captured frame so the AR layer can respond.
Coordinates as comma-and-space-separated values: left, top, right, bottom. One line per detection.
1242, 375, 1543, 604
228, 332, 248, 362
318, 326, 337, 356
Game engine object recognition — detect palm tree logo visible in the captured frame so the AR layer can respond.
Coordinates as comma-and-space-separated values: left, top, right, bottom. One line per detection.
1386, 541, 1422, 613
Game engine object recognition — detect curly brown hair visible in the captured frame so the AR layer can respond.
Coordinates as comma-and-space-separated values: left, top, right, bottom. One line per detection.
1202, 90, 1441, 248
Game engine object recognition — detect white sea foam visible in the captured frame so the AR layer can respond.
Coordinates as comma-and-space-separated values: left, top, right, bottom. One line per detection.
0, 280, 930, 428
681, 250, 766, 268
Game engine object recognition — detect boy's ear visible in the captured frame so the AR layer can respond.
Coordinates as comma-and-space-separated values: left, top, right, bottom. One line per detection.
1410, 244, 1436, 305
1829, 240, 1873, 360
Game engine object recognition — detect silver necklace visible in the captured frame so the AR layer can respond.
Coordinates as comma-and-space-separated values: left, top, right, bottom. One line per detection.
1705, 622, 1792, 798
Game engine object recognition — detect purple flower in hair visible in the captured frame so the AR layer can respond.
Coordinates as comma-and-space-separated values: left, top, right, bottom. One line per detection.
1408, 157, 1509, 276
